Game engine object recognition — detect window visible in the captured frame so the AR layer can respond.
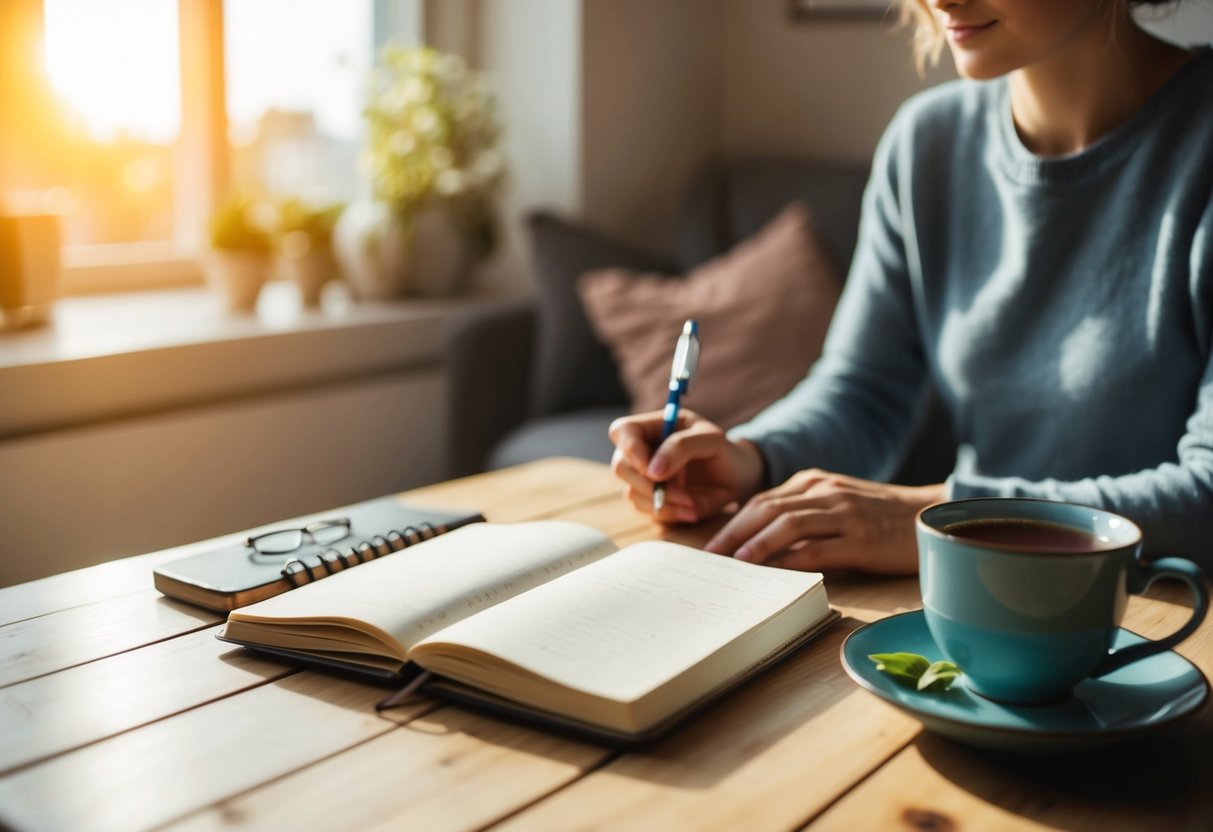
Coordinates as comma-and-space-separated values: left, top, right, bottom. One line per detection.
0, 0, 417, 294
225, 0, 372, 207
41, 0, 181, 248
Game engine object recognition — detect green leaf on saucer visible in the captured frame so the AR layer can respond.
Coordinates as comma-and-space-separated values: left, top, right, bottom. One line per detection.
868, 652, 930, 684
917, 660, 962, 692
868, 652, 961, 693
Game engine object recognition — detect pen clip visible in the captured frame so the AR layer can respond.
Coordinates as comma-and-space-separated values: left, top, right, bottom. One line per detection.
669, 320, 699, 394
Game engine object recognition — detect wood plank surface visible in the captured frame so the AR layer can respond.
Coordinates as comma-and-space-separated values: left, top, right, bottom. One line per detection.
0, 628, 298, 775
806, 723, 1213, 832
0, 546, 204, 627
0, 673, 430, 832
164, 706, 614, 832
533, 495, 652, 540
4, 458, 1209, 832
0, 589, 220, 687
400, 457, 624, 522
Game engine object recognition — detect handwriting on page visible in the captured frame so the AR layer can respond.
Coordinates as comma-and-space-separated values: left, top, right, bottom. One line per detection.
403, 540, 614, 637
432, 544, 819, 697
509, 563, 788, 664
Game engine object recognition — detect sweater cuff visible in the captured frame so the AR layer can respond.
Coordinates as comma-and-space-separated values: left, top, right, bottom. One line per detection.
947, 473, 1020, 499
727, 426, 778, 489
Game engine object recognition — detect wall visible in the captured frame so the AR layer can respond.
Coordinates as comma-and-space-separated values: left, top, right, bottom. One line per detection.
0, 289, 469, 587
474, 0, 584, 294
470, 0, 957, 290
475, 0, 723, 280
720, 1, 955, 162
580, 0, 723, 252
0, 371, 447, 585
716, 1, 1213, 162
471, 0, 1213, 293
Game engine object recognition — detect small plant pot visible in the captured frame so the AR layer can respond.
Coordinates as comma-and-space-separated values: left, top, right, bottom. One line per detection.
279, 250, 335, 307
0, 214, 60, 330
205, 251, 270, 313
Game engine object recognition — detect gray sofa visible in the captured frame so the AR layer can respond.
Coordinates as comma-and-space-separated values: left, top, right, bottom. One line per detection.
445, 156, 954, 486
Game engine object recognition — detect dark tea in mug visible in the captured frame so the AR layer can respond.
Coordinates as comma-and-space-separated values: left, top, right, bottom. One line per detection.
941, 518, 1113, 553
918, 498, 1209, 704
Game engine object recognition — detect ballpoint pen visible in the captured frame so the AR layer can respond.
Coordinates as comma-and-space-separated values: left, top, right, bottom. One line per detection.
652, 319, 700, 512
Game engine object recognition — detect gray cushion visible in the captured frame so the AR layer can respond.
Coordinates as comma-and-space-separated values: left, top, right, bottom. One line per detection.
526, 212, 675, 417
487, 406, 625, 470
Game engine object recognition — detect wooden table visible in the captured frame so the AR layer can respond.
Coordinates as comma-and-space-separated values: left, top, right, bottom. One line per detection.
2, 457, 1211, 831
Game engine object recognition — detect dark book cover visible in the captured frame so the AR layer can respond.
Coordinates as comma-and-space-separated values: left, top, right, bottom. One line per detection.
154, 496, 483, 611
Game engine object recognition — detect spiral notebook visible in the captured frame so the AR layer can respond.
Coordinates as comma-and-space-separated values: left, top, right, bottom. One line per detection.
153, 496, 484, 611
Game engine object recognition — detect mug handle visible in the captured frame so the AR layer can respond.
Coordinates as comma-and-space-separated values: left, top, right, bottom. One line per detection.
1093, 557, 1209, 677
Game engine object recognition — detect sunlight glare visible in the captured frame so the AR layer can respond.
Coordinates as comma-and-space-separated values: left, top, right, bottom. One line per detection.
43, 0, 180, 143
225, 0, 372, 143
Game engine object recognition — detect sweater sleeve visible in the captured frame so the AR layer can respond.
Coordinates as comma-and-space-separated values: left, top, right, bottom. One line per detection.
950, 195, 1213, 566
729, 109, 931, 486
948, 394, 1213, 564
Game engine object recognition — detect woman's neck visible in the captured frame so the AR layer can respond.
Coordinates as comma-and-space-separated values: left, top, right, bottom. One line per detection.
1008, 20, 1191, 158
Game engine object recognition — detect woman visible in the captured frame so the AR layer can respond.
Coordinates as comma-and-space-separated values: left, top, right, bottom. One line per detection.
607, 0, 1213, 573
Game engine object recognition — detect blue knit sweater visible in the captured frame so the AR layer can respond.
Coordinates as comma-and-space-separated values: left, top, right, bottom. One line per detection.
731, 49, 1213, 563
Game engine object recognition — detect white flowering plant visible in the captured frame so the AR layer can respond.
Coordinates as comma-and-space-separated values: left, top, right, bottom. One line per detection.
362, 45, 505, 258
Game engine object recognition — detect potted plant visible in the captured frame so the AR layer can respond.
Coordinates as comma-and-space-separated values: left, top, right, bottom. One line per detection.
333, 45, 506, 299
276, 198, 343, 307
205, 195, 275, 313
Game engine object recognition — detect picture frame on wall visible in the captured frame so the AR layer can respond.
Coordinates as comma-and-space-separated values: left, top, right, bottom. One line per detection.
790, 0, 893, 20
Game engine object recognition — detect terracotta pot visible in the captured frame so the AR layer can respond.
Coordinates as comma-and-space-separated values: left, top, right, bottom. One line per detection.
279, 250, 335, 307
204, 251, 270, 313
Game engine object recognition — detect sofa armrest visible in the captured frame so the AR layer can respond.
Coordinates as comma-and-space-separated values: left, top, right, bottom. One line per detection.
444, 297, 537, 478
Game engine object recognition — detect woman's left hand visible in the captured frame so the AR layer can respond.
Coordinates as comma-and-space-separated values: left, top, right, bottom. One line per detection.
703, 469, 947, 575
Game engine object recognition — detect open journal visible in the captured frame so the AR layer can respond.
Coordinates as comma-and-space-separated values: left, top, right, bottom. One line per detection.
218, 521, 836, 743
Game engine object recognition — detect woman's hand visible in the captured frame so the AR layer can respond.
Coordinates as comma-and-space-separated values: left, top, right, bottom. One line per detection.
607, 409, 766, 525
704, 469, 947, 575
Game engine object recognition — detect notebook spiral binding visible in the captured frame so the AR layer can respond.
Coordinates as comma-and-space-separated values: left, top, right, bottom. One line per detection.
280, 522, 440, 587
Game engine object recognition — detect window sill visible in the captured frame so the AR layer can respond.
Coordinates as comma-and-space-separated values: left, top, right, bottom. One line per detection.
0, 281, 506, 439
59, 242, 206, 295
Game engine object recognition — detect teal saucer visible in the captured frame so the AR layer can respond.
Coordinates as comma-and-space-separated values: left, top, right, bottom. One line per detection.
841, 610, 1209, 752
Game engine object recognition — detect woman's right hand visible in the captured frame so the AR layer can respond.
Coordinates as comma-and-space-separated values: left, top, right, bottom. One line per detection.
607, 409, 766, 524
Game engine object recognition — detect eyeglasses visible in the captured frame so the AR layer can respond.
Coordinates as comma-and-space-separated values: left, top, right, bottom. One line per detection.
245, 517, 353, 556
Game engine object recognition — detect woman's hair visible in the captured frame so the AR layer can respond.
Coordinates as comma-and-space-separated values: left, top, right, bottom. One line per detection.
897, 0, 944, 74
898, 0, 1183, 74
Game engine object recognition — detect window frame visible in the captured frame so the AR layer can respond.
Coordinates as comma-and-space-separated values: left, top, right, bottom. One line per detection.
50, 0, 221, 295
50, 0, 421, 296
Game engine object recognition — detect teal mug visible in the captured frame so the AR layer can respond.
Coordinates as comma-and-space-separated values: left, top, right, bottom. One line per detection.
917, 498, 1208, 705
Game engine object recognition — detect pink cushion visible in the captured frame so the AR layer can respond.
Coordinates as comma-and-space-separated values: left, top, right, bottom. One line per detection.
577, 201, 842, 429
